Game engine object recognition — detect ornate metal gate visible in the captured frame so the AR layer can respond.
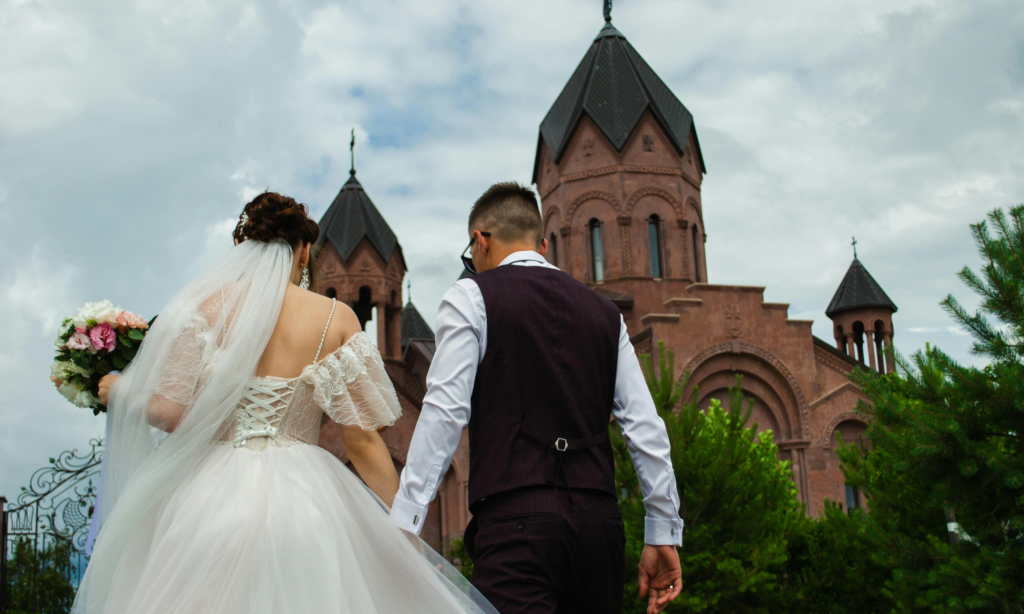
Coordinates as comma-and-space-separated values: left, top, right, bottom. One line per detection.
1, 439, 102, 614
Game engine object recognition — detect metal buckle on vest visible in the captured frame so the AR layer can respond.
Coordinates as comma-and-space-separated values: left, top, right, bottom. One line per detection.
554, 438, 568, 452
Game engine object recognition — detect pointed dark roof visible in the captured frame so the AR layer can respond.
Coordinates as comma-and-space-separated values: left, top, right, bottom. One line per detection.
401, 301, 434, 348
317, 171, 405, 268
533, 21, 706, 180
826, 258, 898, 318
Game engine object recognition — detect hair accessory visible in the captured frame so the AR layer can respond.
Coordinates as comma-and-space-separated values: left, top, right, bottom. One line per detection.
237, 211, 250, 241
299, 267, 310, 290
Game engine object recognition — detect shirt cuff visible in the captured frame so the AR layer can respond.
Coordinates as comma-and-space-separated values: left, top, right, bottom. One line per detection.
389, 495, 430, 535
645, 516, 683, 546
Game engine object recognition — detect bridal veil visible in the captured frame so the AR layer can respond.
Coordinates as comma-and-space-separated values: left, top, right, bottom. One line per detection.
72, 239, 494, 614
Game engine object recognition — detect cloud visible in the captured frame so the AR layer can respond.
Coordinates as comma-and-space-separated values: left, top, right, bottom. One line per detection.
0, 0, 1019, 496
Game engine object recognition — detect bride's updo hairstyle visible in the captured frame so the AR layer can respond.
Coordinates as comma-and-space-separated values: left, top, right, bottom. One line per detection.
233, 191, 321, 289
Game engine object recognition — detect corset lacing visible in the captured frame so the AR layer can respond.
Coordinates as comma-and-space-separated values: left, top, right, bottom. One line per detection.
221, 298, 337, 450
232, 379, 295, 448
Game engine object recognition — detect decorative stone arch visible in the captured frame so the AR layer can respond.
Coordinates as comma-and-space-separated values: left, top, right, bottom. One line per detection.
341, 277, 384, 307
544, 204, 563, 229
566, 190, 622, 221
625, 186, 683, 219
819, 412, 870, 449
679, 341, 811, 438
685, 197, 702, 223
446, 455, 463, 482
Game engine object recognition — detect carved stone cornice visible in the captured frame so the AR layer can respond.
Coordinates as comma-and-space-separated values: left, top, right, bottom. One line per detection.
815, 345, 855, 376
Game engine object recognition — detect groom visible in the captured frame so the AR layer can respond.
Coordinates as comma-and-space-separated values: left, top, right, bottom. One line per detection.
390, 182, 683, 614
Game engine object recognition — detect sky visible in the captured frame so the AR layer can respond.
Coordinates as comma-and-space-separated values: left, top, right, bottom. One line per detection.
0, 0, 1016, 500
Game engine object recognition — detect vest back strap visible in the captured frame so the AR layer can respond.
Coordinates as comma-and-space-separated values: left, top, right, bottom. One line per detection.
519, 423, 610, 451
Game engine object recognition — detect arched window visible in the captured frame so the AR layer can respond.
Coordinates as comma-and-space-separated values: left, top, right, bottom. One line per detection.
354, 286, 373, 331
589, 218, 604, 282
648, 215, 662, 278
549, 232, 558, 267
691, 224, 702, 282
325, 287, 337, 299
852, 321, 866, 365
874, 320, 886, 373
845, 484, 861, 513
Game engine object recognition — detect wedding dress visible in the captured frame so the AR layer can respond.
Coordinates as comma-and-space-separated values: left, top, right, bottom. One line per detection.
72, 239, 493, 614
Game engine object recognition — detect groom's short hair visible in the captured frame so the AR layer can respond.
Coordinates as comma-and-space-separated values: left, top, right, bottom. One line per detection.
469, 182, 543, 247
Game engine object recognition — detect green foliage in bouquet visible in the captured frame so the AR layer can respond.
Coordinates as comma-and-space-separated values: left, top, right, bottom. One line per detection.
51, 301, 150, 414
833, 206, 1024, 611
613, 341, 804, 613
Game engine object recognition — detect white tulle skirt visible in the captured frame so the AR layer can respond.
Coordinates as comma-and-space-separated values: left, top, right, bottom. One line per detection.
97, 443, 488, 614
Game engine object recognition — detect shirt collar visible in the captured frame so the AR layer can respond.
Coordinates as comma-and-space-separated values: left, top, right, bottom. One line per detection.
498, 251, 547, 267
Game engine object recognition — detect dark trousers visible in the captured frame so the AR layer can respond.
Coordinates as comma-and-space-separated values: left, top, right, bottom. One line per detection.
464, 486, 625, 614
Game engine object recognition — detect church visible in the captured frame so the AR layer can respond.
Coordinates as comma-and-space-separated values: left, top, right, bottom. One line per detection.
311, 11, 898, 554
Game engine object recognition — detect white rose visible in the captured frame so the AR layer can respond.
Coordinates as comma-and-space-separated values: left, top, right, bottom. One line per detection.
72, 300, 119, 329
58, 379, 83, 402
59, 360, 89, 379
73, 389, 99, 408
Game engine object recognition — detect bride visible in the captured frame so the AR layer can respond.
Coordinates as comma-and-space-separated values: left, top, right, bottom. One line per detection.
73, 192, 494, 614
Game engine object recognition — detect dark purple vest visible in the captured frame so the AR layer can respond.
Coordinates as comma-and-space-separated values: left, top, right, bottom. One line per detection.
468, 263, 621, 505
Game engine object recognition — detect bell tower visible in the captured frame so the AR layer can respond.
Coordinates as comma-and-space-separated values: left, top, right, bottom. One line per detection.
533, 3, 707, 294
825, 241, 897, 373
316, 134, 406, 359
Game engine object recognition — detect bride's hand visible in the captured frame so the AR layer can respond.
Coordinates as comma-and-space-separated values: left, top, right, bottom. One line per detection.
98, 374, 121, 406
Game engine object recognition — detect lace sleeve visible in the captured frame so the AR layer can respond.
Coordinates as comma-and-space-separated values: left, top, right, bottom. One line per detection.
300, 333, 402, 430
152, 314, 209, 405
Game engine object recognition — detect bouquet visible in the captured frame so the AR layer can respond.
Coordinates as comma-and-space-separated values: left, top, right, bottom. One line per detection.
51, 300, 150, 414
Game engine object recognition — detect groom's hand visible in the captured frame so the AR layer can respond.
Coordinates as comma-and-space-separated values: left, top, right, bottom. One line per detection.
638, 544, 682, 614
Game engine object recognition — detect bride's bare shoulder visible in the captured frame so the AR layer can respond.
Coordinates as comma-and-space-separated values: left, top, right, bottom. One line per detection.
328, 300, 361, 344
292, 289, 361, 348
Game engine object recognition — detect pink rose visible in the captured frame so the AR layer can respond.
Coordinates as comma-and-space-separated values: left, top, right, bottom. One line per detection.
89, 323, 117, 353
115, 310, 148, 330
66, 331, 92, 351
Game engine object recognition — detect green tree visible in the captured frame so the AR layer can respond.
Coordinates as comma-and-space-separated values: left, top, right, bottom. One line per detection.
614, 341, 805, 613
3, 537, 76, 614
780, 500, 894, 613
839, 206, 1024, 611
446, 537, 473, 580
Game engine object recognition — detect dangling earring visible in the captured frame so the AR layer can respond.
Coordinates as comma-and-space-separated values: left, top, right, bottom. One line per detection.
299, 267, 310, 290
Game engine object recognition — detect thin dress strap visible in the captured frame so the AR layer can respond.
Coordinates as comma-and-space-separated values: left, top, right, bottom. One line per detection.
313, 299, 337, 362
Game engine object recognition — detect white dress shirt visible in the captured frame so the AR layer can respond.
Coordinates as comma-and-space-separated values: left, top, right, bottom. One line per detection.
389, 251, 683, 546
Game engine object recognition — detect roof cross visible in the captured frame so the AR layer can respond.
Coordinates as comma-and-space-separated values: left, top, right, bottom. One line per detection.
349, 128, 356, 176
604, 0, 612, 23
851, 236, 858, 259
406, 279, 412, 305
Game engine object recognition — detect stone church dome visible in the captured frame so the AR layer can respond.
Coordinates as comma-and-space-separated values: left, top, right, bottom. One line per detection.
533, 18, 706, 180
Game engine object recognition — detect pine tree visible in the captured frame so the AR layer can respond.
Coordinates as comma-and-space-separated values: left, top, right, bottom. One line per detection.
613, 341, 804, 613
780, 499, 896, 612
840, 206, 1024, 611
3, 537, 76, 613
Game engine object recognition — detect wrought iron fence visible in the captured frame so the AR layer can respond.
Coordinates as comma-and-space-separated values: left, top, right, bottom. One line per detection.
1, 439, 102, 614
